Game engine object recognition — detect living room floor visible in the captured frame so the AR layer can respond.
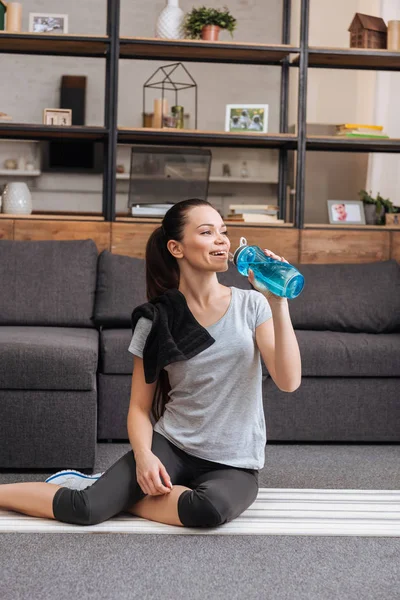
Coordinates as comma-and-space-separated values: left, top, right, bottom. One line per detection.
1, 441, 398, 489
1, 443, 399, 600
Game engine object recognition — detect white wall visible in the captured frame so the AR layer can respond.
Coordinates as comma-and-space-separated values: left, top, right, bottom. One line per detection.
367, 0, 400, 206
0, 0, 283, 216
289, 0, 379, 126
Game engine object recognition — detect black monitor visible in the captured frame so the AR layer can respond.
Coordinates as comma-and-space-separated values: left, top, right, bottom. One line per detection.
41, 140, 104, 174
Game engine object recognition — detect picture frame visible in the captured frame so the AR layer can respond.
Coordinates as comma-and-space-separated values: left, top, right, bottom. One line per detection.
29, 13, 69, 34
225, 104, 268, 133
385, 213, 400, 226
43, 108, 72, 126
327, 200, 366, 225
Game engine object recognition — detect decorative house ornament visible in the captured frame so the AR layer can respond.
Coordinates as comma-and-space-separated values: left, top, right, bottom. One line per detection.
2, 182, 32, 215
155, 0, 184, 40
348, 13, 387, 49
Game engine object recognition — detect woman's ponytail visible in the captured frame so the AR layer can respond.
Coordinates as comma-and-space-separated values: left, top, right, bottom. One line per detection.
145, 198, 212, 301
145, 226, 179, 301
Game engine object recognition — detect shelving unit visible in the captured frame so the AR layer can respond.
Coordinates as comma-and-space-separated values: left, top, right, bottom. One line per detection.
117, 128, 297, 149
0, 32, 109, 57
116, 173, 277, 184
306, 136, 400, 153
0, 213, 104, 221
119, 36, 298, 64
0, 0, 399, 234
0, 170, 40, 177
302, 47, 400, 71
0, 124, 107, 141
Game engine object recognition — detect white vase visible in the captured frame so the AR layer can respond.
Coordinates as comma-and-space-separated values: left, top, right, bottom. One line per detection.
2, 182, 32, 214
155, 0, 184, 40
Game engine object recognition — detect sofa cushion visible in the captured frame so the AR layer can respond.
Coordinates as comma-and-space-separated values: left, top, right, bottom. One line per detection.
0, 327, 99, 390
296, 330, 400, 377
94, 251, 147, 327
100, 328, 133, 374
0, 239, 98, 327
289, 260, 400, 333
94, 252, 251, 328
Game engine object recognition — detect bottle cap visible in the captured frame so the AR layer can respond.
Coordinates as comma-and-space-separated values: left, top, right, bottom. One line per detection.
231, 237, 248, 265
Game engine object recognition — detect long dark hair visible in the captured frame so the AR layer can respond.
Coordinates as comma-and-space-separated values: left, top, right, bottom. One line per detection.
145, 198, 213, 422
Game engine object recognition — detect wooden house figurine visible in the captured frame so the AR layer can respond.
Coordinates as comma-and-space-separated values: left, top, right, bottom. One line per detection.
348, 13, 387, 49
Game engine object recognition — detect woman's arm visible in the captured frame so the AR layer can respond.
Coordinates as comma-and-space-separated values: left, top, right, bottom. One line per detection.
127, 355, 157, 459
248, 248, 302, 393
255, 299, 301, 393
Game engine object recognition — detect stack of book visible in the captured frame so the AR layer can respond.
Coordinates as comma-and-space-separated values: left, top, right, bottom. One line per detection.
335, 124, 389, 138
131, 204, 173, 217
226, 204, 284, 224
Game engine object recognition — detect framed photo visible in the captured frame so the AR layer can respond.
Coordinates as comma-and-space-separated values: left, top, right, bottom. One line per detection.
43, 108, 72, 126
225, 104, 268, 133
29, 13, 69, 34
327, 200, 366, 225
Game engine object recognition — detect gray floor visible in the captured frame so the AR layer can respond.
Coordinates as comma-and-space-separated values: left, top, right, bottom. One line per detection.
1, 442, 399, 600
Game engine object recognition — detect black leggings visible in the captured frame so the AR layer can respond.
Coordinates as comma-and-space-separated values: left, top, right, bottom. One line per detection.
53, 431, 259, 528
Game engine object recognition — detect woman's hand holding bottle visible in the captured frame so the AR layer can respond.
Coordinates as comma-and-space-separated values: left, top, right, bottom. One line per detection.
248, 248, 289, 303
135, 450, 173, 496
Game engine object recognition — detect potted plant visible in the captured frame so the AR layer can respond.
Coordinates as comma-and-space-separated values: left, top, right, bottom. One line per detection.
183, 6, 237, 41
359, 189, 394, 225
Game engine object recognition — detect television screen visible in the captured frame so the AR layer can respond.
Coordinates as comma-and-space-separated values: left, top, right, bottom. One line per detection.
41, 141, 103, 173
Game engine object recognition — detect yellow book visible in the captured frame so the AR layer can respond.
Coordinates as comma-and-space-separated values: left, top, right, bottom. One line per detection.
337, 123, 383, 131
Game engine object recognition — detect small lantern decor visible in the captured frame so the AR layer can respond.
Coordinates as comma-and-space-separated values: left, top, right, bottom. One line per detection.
143, 62, 198, 130
348, 13, 387, 49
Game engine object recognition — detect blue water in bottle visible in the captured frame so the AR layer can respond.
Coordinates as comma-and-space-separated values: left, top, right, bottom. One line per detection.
229, 237, 305, 299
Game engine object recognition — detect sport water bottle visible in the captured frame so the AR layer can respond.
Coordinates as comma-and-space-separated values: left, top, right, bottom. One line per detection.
228, 237, 305, 299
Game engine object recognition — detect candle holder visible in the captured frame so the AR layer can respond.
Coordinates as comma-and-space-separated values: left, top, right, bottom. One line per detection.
143, 62, 198, 129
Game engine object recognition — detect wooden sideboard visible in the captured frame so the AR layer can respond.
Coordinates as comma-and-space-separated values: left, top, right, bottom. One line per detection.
1, 215, 399, 264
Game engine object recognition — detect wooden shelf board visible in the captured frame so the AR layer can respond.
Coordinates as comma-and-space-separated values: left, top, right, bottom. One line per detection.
304, 223, 399, 230
0, 32, 109, 57
118, 128, 297, 149
306, 135, 400, 152
116, 215, 293, 227
210, 176, 278, 183
119, 37, 298, 64
0, 124, 107, 141
0, 213, 105, 221
297, 47, 400, 70
0, 169, 40, 176
115, 173, 277, 183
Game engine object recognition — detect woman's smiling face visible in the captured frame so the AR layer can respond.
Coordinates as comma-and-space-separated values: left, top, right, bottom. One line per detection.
168, 205, 231, 272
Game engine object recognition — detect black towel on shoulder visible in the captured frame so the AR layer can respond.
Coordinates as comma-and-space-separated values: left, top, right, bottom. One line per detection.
131, 288, 215, 384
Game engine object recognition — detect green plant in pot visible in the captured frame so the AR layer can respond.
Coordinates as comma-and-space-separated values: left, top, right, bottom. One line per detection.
183, 6, 237, 41
359, 189, 394, 225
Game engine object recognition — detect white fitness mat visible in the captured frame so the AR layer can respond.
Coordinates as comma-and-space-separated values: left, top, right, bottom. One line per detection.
1, 489, 399, 536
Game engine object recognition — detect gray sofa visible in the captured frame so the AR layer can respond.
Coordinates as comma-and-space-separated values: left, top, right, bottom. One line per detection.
1, 240, 399, 471
95, 251, 400, 444
0, 240, 99, 470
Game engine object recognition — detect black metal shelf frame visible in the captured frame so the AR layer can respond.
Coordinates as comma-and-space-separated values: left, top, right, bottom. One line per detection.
3, 0, 400, 225
115, 0, 297, 222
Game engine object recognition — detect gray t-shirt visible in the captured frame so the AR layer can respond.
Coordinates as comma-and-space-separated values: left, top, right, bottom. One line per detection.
128, 286, 272, 470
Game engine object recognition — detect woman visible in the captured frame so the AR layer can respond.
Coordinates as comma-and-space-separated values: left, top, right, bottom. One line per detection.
0, 199, 301, 528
